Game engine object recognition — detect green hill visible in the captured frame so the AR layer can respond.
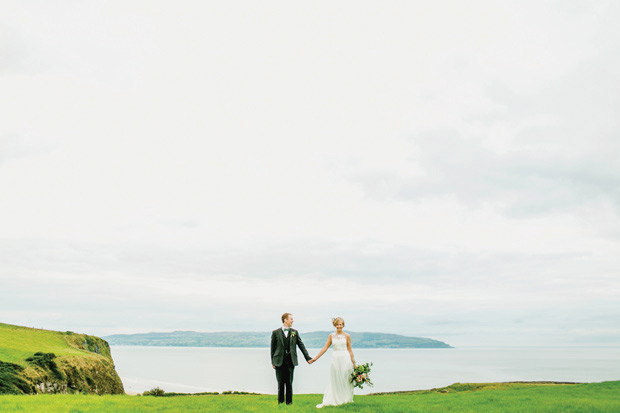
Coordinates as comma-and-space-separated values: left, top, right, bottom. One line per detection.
0, 322, 124, 395
104, 330, 452, 348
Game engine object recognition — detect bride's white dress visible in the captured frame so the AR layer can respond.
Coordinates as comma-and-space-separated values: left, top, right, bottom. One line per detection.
316, 333, 354, 408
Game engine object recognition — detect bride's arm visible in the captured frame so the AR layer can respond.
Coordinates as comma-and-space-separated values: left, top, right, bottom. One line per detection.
346, 334, 356, 368
310, 334, 332, 363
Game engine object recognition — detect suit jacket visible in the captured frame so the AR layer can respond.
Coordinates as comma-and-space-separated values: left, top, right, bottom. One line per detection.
271, 328, 311, 367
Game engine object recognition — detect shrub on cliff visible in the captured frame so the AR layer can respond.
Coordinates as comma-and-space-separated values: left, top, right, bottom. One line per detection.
0, 361, 33, 394
26, 352, 64, 380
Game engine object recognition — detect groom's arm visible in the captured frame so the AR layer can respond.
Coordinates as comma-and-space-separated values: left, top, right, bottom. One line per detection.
270, 331, 277, 367
296, 333, 312, 362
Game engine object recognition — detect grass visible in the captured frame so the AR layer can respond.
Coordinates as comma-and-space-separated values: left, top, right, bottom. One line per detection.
0, 323, 94, 365
0, 381, 619, 412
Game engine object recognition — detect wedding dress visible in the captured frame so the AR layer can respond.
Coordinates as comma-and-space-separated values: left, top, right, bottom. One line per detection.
316, 333, 354, 408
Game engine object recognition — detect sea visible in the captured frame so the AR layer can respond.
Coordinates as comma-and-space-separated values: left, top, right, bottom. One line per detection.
110, 346, 620, 395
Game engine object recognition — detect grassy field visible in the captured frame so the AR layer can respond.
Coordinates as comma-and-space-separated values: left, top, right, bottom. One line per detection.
0, 381, 618, 412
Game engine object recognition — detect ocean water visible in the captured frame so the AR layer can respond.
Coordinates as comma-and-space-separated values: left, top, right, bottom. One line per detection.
110, 346, 620, 395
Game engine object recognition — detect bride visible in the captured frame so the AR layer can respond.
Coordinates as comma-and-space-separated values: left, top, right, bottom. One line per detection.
310, 317, 356, 408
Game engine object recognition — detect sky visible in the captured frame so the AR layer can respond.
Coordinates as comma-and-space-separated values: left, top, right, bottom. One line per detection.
1, 1, 619, 347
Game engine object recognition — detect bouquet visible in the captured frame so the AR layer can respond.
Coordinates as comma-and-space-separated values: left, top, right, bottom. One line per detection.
350, 362, 373, 389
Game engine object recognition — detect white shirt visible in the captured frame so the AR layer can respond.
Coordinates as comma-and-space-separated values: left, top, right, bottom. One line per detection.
282, 326, 292, 338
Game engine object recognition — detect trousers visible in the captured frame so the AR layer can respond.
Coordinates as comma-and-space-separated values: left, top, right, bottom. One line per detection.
275, 354, 295, 404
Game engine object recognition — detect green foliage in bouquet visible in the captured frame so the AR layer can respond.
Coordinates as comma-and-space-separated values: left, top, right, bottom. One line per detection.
350, 362, 373, 389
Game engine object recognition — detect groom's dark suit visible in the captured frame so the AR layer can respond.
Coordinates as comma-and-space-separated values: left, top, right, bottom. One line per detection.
271, 327, 311, 404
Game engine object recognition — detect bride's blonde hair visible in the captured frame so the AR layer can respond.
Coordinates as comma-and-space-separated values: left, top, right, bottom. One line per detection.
331, 317, 345, 327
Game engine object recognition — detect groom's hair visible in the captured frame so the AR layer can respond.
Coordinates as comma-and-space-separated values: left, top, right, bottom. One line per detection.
281, 313, 292, 323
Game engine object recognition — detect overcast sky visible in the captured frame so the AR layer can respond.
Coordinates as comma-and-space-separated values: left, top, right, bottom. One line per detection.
1, 1, 619, 347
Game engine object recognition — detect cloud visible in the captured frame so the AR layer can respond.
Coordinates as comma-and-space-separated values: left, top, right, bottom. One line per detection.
0, 133, 58, 167
353, 132, 620, 217
1, 1, 619, 346
2, 235, 618, 345
350, 51, 620, 217
347, 4, 620, 219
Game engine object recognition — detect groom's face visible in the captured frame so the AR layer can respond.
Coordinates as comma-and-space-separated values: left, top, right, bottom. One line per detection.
284, 315, 294, 327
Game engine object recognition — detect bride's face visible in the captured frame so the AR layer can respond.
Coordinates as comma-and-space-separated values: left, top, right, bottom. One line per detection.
334, 322, 344, 330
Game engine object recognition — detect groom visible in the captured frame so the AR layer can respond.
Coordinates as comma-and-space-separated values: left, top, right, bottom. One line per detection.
271, 313, 313, 405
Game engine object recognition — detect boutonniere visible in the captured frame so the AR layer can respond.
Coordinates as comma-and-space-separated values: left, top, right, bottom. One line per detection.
291, 331, 296, 338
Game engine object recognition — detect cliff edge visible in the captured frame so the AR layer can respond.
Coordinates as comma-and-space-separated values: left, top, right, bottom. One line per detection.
0, 322, 124, 395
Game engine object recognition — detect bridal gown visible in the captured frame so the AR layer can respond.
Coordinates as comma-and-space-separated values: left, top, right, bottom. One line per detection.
316, 333, 354, 408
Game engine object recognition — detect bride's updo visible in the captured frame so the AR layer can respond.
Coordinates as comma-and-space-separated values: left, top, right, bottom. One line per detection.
332, 317, 345, 327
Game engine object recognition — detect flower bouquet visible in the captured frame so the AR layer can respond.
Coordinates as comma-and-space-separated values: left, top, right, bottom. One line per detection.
350, 362, 373, 389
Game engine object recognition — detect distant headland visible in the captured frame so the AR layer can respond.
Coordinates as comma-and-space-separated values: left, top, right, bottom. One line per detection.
103, 331, 453, 348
